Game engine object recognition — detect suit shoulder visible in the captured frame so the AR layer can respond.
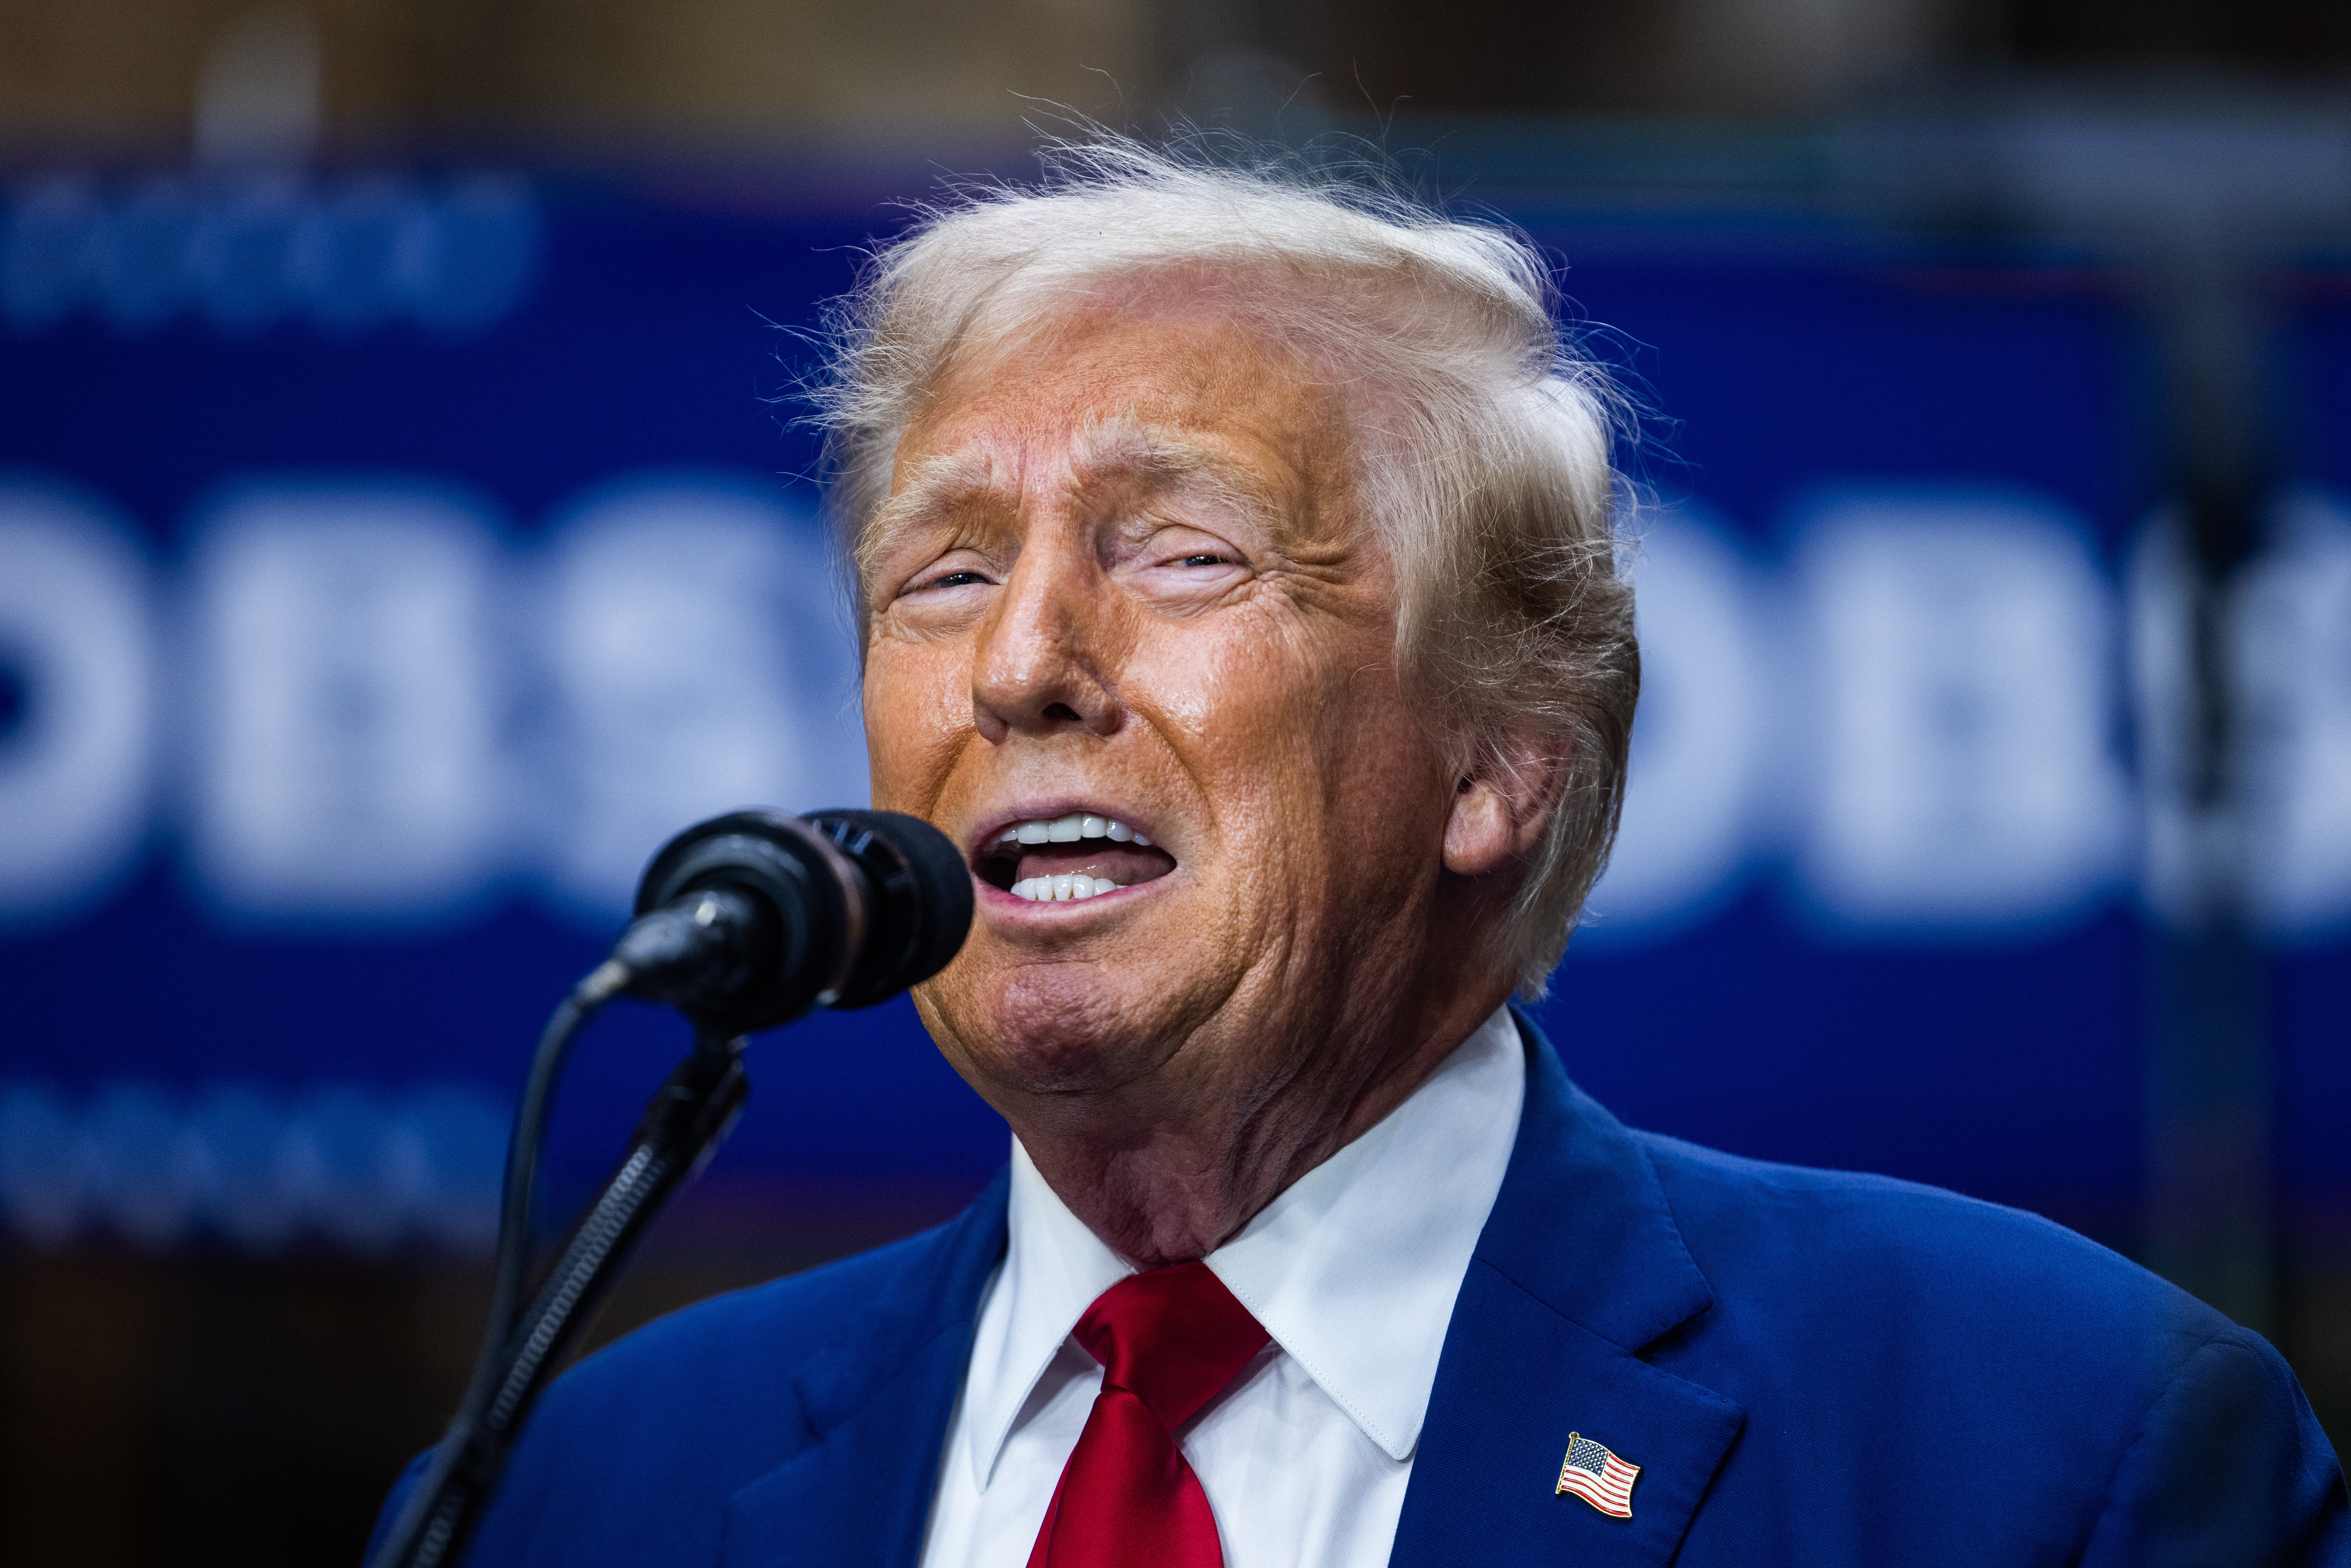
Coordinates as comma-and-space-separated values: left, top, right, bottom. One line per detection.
1632, 1129, 2226, 1350
446, 1197, 1002, 1567
1596, 1136, 2345, 1559
547, 1212, 980, 1422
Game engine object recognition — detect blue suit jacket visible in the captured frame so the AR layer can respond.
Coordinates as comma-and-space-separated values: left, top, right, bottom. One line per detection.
377, 1015, 2347, 1565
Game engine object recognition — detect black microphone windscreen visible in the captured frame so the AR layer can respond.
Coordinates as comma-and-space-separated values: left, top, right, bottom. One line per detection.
805, 809, 974, 1008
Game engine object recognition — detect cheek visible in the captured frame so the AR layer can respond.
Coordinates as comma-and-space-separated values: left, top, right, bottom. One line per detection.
862, 644, 969, 811
1126, 619, 1313, 792
1137, 610, 1435, 838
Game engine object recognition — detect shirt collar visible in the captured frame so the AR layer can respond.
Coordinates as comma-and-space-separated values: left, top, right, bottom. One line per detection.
964, 1005, 1525, 1483
963, 1138, 1135, 1490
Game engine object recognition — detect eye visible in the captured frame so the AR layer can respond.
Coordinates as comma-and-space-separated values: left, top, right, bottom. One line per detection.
1116, 525, 1250, 600
907, 567, 994, 595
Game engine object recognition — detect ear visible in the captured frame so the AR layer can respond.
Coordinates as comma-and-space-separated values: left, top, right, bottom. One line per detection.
1442, 732, 1572, 878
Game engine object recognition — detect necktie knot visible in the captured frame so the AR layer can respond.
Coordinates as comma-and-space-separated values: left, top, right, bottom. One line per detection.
1073, 1262, 1269, 1438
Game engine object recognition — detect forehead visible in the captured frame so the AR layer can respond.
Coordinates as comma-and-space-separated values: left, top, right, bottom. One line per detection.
890, 303, 1356, 502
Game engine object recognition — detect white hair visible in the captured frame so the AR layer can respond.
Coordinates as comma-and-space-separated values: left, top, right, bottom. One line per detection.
810, 136, 1640, 997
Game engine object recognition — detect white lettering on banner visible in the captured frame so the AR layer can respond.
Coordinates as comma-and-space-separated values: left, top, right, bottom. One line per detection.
0, 1085, 80, 1244
1583, 510, 1764, 935
187, 482, 507, 920
80, 1083, 202, 1247
2238, 493, 2351, 941
2125, 519, 2197, 928
186, 1082, 306, 1250
536, 475, 870, 921
1, 171, 540, 338
277, 1086, 421, 1252
0, 481, 154, 926
1792, 490, 2131, 934
0, 1078, 506, 1253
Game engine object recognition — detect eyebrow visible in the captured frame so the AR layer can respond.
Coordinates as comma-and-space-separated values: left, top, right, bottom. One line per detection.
859, 446, 1004, 591
857, 416, 1286, 591
1064, 419, 1286, 536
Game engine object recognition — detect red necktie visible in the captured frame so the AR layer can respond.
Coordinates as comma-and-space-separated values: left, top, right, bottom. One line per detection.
1025, 1262, 1271, 1568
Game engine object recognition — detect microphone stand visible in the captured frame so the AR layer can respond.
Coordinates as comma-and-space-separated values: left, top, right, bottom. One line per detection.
367, 1028, 751, 1568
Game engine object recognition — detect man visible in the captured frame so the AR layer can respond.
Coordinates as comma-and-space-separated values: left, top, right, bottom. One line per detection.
376, 141, 2345, 1566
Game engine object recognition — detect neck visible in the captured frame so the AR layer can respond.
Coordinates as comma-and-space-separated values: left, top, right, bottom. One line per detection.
1004, 976, 1512, 1267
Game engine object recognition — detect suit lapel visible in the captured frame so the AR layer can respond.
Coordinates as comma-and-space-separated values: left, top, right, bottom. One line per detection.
1390, 1013, 1747, 1566
718, 1169, 1009, 1568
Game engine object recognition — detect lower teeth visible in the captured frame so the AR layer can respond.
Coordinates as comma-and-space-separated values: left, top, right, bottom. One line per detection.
1011, 874, 1121, 902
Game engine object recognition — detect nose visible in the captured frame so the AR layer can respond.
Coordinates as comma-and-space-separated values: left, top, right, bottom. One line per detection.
970, 535, 1121, 744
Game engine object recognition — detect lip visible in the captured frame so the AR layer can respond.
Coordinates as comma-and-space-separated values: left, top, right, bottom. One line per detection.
973, 874, 1170, 916
964, 800, 1165, 862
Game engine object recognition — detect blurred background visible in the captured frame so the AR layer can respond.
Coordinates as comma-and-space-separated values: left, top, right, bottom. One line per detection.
2, 0, 2348, 1560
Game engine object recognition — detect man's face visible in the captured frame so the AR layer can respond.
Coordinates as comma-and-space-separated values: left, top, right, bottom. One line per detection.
860, 303, 1467, 1130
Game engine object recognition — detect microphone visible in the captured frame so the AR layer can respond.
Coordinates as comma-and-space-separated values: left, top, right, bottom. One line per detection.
611, 807, 975, 1039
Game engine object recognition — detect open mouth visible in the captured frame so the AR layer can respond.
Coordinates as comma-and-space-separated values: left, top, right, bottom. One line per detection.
974, 812, 1180, 903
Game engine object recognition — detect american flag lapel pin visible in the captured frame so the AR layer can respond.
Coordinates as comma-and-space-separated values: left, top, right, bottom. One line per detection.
1556, 1430, 1640, 1519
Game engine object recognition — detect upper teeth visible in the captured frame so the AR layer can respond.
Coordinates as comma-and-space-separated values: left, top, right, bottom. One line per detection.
996, 813, 1152, 848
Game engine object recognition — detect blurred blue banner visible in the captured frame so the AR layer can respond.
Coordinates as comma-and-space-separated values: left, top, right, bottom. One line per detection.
1, 169, 2344, 1256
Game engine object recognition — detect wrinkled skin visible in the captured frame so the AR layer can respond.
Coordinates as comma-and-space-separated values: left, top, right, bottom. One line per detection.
859, 301, 1560, 1265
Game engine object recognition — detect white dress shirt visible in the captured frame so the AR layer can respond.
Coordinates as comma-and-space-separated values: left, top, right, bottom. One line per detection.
918, 1006, 1526, 1568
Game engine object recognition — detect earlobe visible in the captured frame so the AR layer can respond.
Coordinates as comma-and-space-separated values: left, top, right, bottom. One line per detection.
1442, 735, 1573, 877
1442, 780, 1517, 876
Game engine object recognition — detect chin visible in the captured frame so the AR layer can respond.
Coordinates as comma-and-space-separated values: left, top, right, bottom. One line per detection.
938, 959, 1190, 1097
